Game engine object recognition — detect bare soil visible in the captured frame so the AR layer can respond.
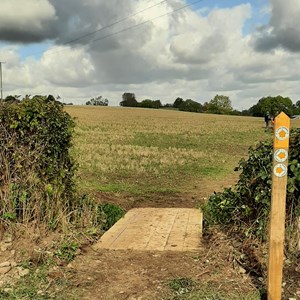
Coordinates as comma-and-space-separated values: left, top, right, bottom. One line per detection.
65, 232, 257, 300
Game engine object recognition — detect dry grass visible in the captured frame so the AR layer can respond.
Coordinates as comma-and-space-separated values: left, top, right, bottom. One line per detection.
66, 106, 300, 195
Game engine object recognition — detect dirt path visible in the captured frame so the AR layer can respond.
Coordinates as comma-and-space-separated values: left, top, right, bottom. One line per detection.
2, 175, 262, 299
66, 235, 256, 300
61, 175, 259, 299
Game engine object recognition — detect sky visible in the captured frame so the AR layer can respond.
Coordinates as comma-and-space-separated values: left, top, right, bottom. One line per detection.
0, 0, 299, 109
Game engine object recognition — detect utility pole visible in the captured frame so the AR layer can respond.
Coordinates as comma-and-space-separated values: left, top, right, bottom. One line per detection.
0, 62, 5, 100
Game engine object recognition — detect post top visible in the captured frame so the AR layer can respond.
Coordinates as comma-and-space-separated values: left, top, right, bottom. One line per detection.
276, 112, 290, 121
274, 111, 290, 149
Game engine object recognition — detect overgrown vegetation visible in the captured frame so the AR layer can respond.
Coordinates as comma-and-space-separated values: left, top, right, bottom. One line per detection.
0, 95, 77, 228
54, 241, 79, 263
203, 129, 300, 252
0, 96, 124, 231
97, 203, 125, 231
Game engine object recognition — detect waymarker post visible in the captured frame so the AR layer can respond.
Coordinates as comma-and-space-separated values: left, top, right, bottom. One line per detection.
267, 112, 290, 300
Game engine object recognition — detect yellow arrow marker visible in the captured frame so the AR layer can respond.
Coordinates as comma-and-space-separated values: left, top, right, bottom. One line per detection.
278, 130, 287, 139
274, 149, 288, 163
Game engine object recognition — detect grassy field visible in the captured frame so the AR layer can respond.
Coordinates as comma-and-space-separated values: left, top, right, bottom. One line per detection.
66, 106, 282, 196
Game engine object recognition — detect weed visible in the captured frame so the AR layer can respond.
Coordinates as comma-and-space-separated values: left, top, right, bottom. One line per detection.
178, 290, 261, 300
54, 241, 79, 262
98, 203, 125, 231
169, 277, 196, 295
0, 263, 78, 300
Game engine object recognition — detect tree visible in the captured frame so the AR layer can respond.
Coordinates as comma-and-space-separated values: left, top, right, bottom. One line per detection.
163, 103, 173, 108
249, 96, 294, 117
241, 109, 251, 116
139, 99, 162, 109
230, 109, 241, 116
206, 95, 233, 114
292, 100, 300, 115
86, 96, 108, 106
173, 97, 184, 108
120, 93, 138, 107
4, 95, 20, 104
179, 99, 203, 113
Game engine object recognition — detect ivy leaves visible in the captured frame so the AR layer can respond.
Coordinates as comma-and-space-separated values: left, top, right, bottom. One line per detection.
203, 129, 300, 240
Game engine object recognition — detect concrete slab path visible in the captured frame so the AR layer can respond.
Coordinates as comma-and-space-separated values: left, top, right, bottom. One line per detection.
95, 208, 202, 251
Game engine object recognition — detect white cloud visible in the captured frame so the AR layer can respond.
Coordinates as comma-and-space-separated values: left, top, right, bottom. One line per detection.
254, 0, 300, 52
40, 46, 95, 87
1, 0, 300, 109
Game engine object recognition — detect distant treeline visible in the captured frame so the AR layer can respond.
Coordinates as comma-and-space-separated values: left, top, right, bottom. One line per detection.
4, 93, 300, 117
120, 93, 300, 117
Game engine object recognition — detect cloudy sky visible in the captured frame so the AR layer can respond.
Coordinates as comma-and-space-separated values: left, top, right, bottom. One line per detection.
0, 0, 299, 109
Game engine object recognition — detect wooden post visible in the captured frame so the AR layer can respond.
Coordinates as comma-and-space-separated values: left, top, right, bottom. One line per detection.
267, 112, 290, 300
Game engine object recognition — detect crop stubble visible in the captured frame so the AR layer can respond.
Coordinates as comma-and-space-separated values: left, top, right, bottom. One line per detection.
66, 106, 275, 195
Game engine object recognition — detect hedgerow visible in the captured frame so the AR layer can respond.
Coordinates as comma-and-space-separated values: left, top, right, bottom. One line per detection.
0, 96, 124, 231
203, 129, 300, 249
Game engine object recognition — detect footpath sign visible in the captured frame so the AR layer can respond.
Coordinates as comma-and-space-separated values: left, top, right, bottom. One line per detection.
267, 112, 290, 300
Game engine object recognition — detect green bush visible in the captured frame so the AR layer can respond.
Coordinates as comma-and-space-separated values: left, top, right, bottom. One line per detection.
97, 203, 125, 231
54, 241, 79, 262
0, 95, 127, 238
0, 95, 77, 227
203, 129, 300, 244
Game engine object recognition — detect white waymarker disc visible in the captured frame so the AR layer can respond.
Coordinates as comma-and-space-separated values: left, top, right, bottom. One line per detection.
273, 163, 287, 177
274, 149, 288, 163
275, 126, 289, 141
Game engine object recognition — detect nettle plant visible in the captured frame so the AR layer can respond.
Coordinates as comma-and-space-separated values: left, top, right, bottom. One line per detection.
204, 129, 300, 248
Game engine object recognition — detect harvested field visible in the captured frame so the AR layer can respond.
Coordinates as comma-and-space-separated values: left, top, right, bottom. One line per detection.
66, 106, 276, 198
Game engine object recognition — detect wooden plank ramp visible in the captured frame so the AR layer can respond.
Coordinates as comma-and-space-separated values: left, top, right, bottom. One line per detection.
95, 208, 202, 251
